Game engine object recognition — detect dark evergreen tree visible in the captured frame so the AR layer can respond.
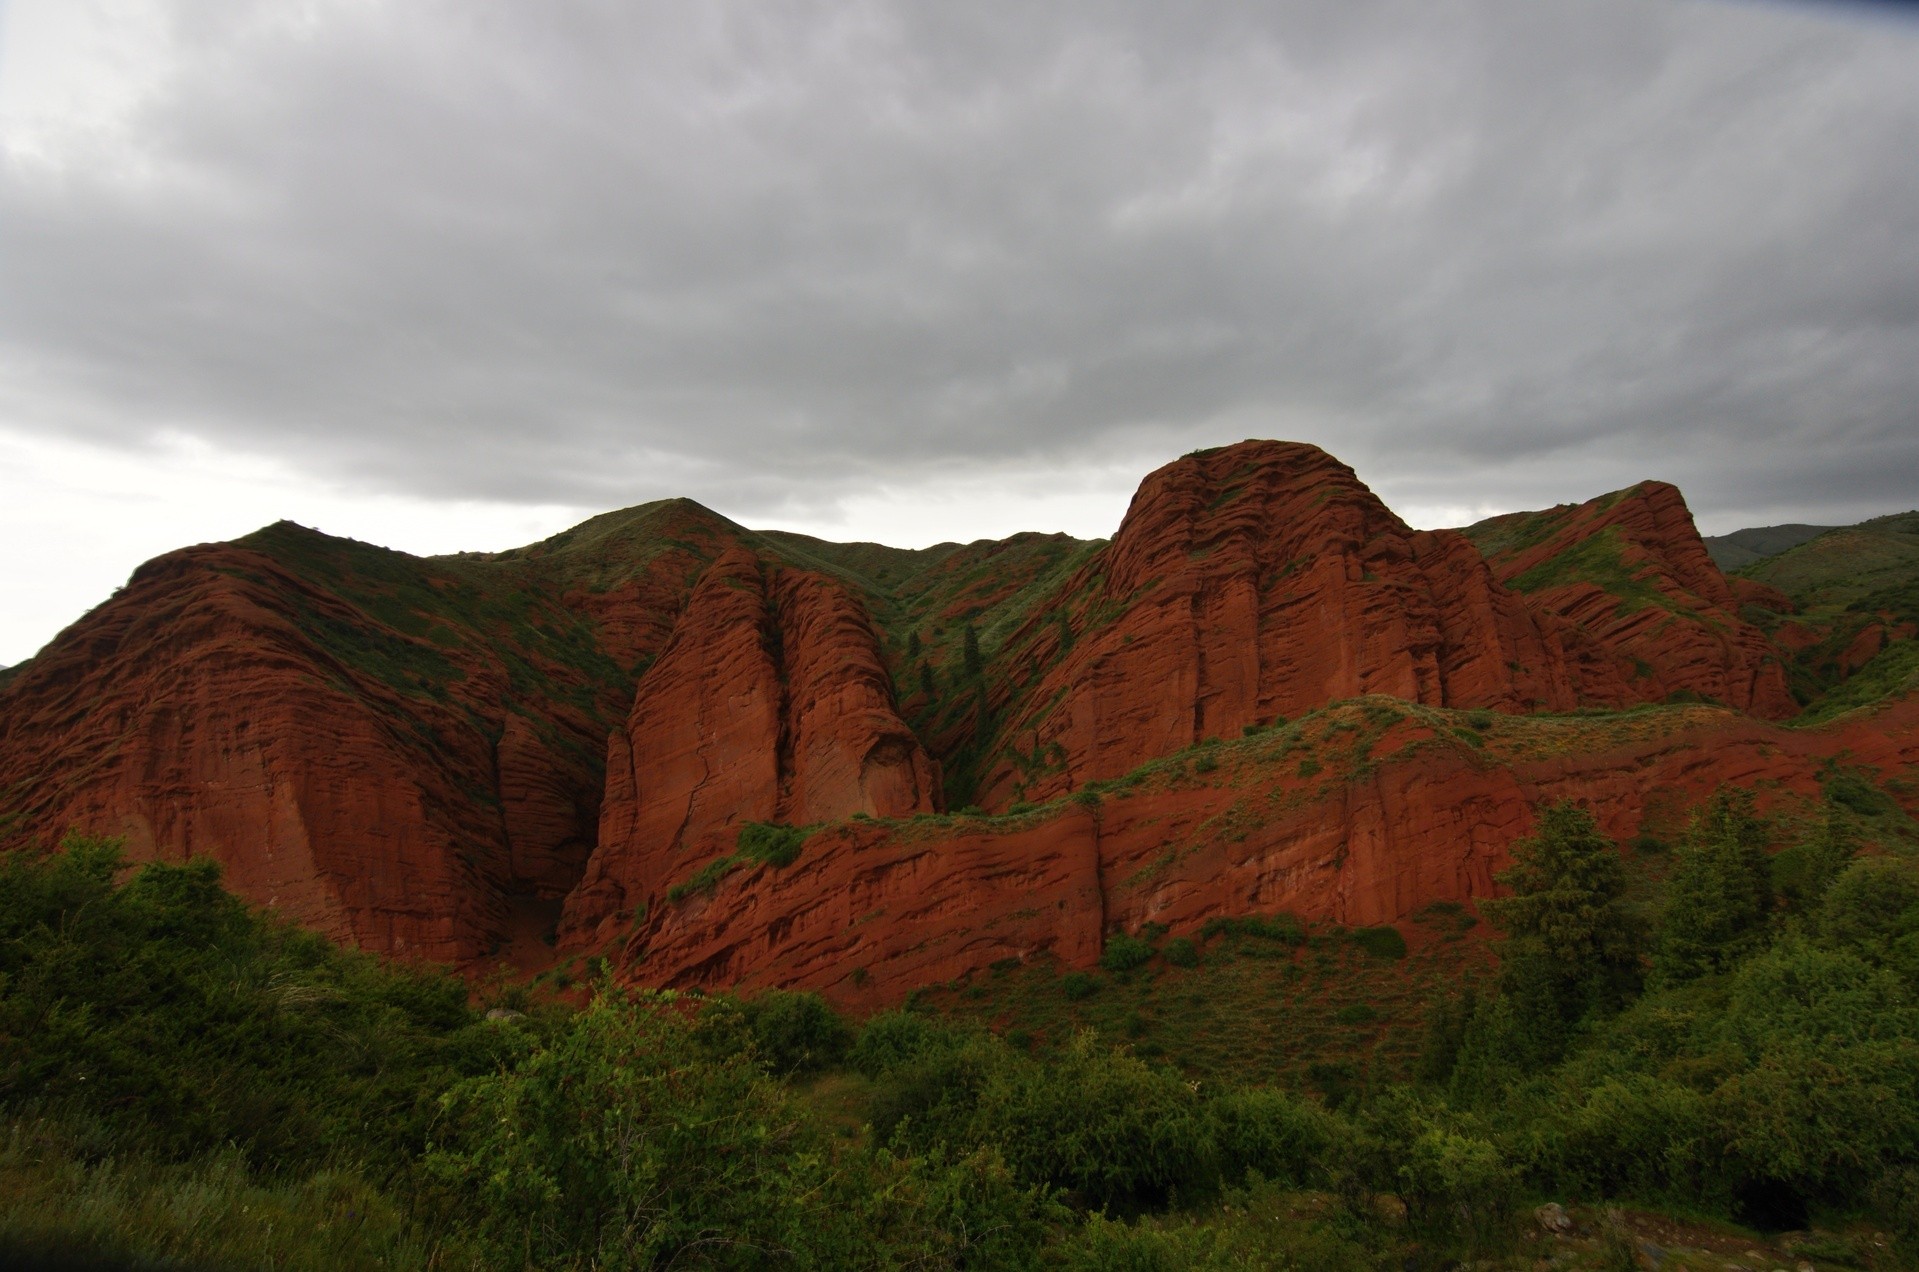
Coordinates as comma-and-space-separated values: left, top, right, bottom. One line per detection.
963, 624, 983, 677
1479, 800, 1642, 1021
1653, 789, 1774, 985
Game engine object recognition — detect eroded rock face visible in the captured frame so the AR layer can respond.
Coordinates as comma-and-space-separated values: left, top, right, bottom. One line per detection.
0, 547, 512, 960
0, 524, 683, 963
561, 549, 936, 950
975, 442, 1633, 806
625, 697, 1904, 1008
1471, 482, 1797, 718
1, 441, 1902, 1001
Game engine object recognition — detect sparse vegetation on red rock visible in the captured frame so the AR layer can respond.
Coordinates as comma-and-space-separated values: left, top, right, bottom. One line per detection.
1, 441, 1913, 1010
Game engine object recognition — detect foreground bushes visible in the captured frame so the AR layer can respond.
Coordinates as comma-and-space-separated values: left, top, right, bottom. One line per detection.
8, 785, 1919, 1266
430, 992, 1057, 1269
0, 836, 510, 1175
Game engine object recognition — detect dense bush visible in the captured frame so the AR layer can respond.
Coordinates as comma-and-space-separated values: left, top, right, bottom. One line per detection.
1347, 926, 1407, 961
10, 776, 1919, 1266
1099, 930, 1157, 973
1162, 936, 1201, 967
431, 990, 1059, 1268
0, 836, 507, 1175
731, 988, 853, 1073
1199, 913, 1305, 946
735, 821, 808, 868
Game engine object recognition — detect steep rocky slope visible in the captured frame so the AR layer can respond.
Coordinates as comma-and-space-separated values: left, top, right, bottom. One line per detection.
0, 531, 627, 960
1464, 482, 1797, 717
1725, 509, 1919, 715
1, 439, 1908, 999
963, 441, 1638, 807
561, 547, 936, 948
618, 690, 1919, 1006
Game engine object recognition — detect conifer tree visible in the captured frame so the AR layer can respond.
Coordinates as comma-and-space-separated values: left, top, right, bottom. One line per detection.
1479, 800, 1642, 1024
1653, 789, 1774, 985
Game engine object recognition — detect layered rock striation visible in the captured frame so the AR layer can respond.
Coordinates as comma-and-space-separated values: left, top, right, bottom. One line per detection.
625, 692, 1917, 1007
1, 439, 1903, 995
560, 548, 936, 949
973, 441, 1635, 806
1466, 482, 1796, 718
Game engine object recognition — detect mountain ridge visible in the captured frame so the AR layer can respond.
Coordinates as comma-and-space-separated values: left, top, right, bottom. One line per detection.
1, 440, 1913, 1002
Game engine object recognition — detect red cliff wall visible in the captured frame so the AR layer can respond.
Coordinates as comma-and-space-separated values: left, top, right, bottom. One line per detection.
561, 549, 936, 948
625, 696, 1907, 1010
976, 441, 1633, 806
1478, 482, 1797, 718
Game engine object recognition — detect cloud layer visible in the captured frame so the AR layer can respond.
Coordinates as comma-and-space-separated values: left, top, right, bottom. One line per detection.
1, 0, 1916, 661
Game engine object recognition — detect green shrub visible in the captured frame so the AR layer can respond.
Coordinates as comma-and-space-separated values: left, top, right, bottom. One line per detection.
1206, 1088, 1340, 1189
1100, 931, 1157, 973
1819, 856, 1919, 975
1162, 937, 1200, 968
0, 837, 503, 1174
431, 990, 1041, 1268
738, 989, 851, 1073
1061, 971, 1101, 1001
1348, 926, 1407, 960
1200, 914, 1305, 946
1394, 1126, 1515, 1252
968, 1031, 1217, 1211
852, 1010, 957, 1078
736, 821, 808, 867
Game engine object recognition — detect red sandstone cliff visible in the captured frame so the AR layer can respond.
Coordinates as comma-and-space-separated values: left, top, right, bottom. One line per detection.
0, 545, 509, 959
623, 690, 1919, 1008
560, 548, 936, 949
1467, 482, 1797, 718
0, 441, 1904, 995
972, 441, 1634, 807
0, 522, 704, 961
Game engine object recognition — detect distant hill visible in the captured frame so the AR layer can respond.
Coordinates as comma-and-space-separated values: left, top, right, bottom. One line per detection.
1735, 510, 1919, 615
1703, 523, 1836, 571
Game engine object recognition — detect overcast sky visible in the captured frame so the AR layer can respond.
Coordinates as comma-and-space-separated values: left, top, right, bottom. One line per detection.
2, 0, 1916, 665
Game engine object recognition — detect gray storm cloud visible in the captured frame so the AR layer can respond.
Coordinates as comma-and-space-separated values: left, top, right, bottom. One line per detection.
1, 0, 1915, 528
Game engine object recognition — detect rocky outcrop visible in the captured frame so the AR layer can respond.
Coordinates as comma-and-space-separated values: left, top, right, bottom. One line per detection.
624, 695, 1902, 1008
1, 441, 1902, 1000
1467, 482, 1797, 718
0, 523, 678, 962
0, 546, 512, 960
974, 442, 1633, 806
560, 549, 935, 949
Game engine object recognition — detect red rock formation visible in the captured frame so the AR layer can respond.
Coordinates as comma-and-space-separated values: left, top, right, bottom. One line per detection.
561, 549, 936, 949
974, 442, 1633, 806
1472, 482, 1797, 718
0, 546, 511, 960
497, 712, 599, 900
626, 695, 1900, 1009
0, 442, 1902, 1005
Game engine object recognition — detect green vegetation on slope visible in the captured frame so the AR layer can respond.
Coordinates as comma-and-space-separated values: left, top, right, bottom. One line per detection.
10, 753, 1919, 1268
237, 520, 634, 732
1729, 510, 1919, 717
1504, 525, 1674, 615
1702, 522, 1838, 572
1738, 510, 1919, 614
